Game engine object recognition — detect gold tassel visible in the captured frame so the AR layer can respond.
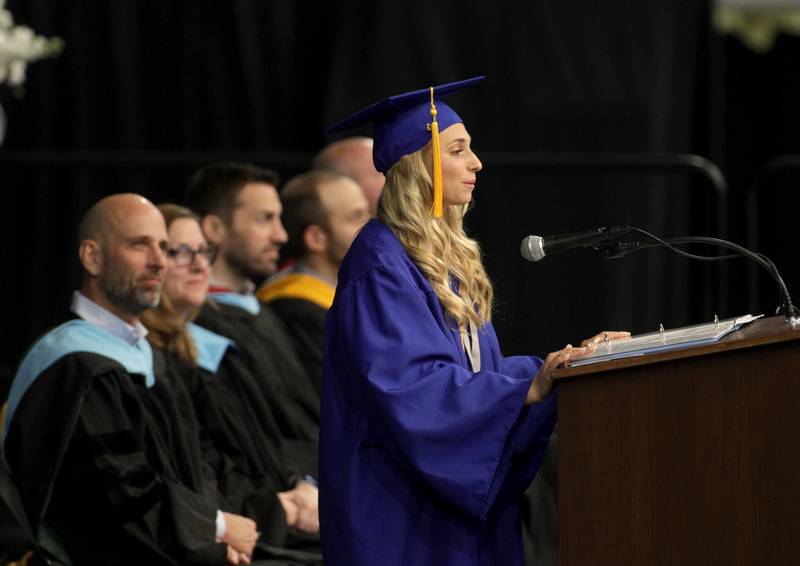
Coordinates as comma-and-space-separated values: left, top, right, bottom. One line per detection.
429, 86, 443, 217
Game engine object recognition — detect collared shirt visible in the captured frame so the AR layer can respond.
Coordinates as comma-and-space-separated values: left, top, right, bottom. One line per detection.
69, 291, 226, 538
70, 291, 149, 345
208, 277, 256, 295
291, 261, 337, 288
208, 277, 262, 316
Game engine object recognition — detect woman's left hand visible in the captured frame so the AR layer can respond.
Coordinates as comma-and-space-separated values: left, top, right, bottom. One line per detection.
580, 330, 631, 348
527, 343, 591, 405
526, 330, 632, 405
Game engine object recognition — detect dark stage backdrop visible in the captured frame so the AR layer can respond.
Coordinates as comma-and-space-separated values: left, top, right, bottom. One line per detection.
1, 0, 738, 387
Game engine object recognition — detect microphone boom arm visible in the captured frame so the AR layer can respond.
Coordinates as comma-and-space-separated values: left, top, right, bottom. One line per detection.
604, 227, 799, 321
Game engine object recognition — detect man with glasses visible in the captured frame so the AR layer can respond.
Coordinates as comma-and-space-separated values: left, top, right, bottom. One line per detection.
3, 194, 260, 565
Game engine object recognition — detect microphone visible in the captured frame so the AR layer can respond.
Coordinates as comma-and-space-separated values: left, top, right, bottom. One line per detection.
521, 223, 800, 324
520, 226, 632, 262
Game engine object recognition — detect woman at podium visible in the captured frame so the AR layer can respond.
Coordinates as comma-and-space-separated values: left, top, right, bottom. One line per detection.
318, 76, 626, 565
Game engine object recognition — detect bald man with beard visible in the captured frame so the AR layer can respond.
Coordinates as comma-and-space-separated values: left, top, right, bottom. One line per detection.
2, 194, 260, 565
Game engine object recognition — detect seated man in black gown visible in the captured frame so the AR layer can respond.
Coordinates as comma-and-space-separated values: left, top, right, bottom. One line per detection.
185, 163, 319, 475
2, 194, 258, 565
257, 170, 369, 391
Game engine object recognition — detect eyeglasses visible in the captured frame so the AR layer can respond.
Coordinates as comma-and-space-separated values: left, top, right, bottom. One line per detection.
166, 244, 218, 266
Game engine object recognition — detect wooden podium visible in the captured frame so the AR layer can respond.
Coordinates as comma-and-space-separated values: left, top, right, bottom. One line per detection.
553, 316, 800, 566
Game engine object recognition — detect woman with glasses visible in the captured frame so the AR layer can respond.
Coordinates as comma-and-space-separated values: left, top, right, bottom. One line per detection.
141, 204, 323, 565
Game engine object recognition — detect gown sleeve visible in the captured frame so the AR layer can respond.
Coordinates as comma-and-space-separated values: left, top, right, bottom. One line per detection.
65, 370, 227, 565
499, 350, 559, 488
332, 263, 544, 520
499, 355, 557, 448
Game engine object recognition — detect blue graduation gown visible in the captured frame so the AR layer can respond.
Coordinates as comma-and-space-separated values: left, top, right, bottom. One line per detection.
319, 220, 557, 566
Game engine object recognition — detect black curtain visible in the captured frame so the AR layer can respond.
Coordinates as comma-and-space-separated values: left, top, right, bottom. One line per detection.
1, 0, 714, 382
714, 33, 800, 319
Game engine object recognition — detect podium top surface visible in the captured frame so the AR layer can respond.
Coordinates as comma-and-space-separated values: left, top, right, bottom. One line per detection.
553, 316, 800, 381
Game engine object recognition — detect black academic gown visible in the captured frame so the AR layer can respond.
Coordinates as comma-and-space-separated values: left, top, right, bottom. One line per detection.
5, 347, 227, 566
194, 301, 318, 471
163, 349, 323, 561
267, 299, 326, 395
171, 352, 292, 540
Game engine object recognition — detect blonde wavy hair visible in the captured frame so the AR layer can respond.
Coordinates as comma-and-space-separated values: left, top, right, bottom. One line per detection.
378, 147, 493, 328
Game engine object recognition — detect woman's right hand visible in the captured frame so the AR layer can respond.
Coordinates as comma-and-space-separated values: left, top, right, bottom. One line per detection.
525, 344, 593, 405
220, 512, 259, 561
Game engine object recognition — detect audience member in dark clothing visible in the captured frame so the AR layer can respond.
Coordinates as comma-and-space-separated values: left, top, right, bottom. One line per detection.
3, 194, 258, 565
185, 163, 320, 448
257, 170, 369, 390
140, 204, 321, 557
312, 136, 385, 216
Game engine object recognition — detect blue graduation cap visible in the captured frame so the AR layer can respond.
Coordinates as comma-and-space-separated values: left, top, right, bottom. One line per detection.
325, 76, 485, 217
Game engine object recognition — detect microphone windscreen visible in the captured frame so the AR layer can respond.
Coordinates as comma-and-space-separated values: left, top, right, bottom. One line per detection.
521, 235, 545, 262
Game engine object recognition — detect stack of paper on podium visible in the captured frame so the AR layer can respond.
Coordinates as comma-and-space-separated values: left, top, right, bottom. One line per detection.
571, 314, 764, 367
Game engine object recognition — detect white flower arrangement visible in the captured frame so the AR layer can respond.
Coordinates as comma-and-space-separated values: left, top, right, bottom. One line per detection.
0, 0, 63, 88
